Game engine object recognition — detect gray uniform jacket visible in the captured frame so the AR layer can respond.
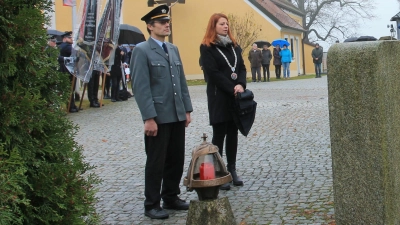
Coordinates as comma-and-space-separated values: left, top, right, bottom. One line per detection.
130, 38, 193, 124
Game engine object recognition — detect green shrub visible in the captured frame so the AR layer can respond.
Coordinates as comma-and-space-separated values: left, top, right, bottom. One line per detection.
0, 1, 100, 224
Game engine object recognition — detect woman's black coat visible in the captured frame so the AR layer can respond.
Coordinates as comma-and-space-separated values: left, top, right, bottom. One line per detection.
200, 42, 247, 125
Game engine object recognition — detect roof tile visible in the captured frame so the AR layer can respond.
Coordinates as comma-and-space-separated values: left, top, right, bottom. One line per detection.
253, 0, 305, 31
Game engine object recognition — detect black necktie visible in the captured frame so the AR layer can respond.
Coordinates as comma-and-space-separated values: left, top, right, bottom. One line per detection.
162, 43, 168, 54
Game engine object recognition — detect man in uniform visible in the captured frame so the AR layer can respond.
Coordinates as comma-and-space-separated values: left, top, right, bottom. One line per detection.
45, 35, 57, 51
130, 5, 193, 220
58, 31, 79, 113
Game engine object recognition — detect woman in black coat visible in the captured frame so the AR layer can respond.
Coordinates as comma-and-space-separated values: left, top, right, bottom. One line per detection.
273, 45, 282, 79
200, 13, 247, 190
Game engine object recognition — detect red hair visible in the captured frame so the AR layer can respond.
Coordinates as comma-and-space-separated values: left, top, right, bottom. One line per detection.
201, 13, 237, 47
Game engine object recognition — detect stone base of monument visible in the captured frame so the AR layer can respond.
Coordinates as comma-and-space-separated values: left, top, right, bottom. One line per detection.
186, 197, 235, 225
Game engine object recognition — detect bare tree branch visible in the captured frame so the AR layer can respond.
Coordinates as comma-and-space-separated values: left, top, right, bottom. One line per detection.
227, 12, 261, 54
291, 0, 375, 44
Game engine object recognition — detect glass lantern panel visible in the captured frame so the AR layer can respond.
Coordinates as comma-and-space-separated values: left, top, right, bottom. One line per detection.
192, 153, 226, 180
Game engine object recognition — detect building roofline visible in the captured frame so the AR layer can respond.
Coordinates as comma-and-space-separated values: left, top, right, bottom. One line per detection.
269, 0, 305, 16
390, 12, 400, 21
248, 0, 306, 32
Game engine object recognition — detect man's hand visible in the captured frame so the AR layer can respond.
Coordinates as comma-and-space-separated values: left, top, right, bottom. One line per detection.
185, 113, 191, 127
144, 118, 158, 136
234, 84, 244, 96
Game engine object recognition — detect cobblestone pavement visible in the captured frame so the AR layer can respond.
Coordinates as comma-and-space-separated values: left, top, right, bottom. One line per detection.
69, 76, 334, 225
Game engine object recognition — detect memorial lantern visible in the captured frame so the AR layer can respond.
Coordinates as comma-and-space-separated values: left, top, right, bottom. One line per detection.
183, 134, 232, 200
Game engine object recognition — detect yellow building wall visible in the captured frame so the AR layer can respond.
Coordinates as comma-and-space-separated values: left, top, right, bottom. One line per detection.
53, 0, 308, 79
54, 0, 75, 31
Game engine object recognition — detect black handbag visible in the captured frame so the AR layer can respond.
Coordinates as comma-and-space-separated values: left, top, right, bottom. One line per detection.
236, 89, 255, 115
232, 89, 257, 136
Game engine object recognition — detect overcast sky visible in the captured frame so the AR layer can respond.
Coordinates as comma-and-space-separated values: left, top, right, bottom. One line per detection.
320, 0, 400, 50
357, 0, 399, 38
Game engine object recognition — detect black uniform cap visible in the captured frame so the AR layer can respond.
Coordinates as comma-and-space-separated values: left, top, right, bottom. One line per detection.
47, 34, 56, 40
141, 5, 170, 24
61, 31, 72, 38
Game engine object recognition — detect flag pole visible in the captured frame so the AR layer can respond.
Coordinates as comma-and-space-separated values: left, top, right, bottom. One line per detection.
72, 3, 77, 32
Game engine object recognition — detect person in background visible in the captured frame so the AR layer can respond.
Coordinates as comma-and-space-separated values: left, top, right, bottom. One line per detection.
127, 44, 135, 65
58, 31, 79, 113
200, 13, 246, 191
45, 35, 57, 51
127, 44, 136, 95
103, 72, 111, 99
261, 44, 272, 82
248, 43, 262, 82
130, 5, 193, 220
279, 44, 292, 79
87, 70, 101, 107
273, 45, 282, 79
110, 44, 125, 102
312, 43, 323, 78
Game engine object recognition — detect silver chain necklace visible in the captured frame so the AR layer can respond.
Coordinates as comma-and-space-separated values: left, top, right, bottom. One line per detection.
216, 45, 238, 80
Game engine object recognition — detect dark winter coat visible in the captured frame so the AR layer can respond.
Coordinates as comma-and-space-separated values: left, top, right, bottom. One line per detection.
261, 49, 272, 65
58, 42, 72, 73
311, 47, 323, 64
248, 49, 262, 67
200, 42, 247, 125
273, 47, 282, 65
111, 47, 125, 78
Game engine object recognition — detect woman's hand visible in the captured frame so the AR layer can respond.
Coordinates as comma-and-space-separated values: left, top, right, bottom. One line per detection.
234, 84, 244, 96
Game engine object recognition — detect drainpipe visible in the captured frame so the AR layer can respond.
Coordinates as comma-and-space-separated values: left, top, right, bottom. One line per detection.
301, 38, 306, 75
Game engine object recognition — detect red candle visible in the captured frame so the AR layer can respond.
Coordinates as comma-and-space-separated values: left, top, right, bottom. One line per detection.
200, 162, 215, 180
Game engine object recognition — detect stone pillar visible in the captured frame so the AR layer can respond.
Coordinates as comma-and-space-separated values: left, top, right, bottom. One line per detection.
327, 41, 400, 224
186, 197, 235, 225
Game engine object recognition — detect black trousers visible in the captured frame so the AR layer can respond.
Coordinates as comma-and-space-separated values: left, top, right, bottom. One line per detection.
144, 121, 186, 210
251, 67, 261, 81
87, 70, 100, 103
111, 71, 122, 100
274, 65, 281, 78
212, 121, 238, 167
68, 74, 77, 109
104, 74, 111, 96
262, 64, 270, 81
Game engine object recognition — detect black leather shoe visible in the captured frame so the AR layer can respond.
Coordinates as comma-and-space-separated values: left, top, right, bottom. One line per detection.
90, 102, 100, 108
162, 199, 189, 210
94, 101, 104, 106
111, 99, 116, 102
69, 108, 78, 113
144, 207, 169, 219
219, 183, 231, 190
104, 95, 111, 99
116, 98, 122, 102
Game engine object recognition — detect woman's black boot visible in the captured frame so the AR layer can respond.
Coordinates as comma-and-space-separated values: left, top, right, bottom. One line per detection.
219, 183, 231, 190
228, 164, 243, 186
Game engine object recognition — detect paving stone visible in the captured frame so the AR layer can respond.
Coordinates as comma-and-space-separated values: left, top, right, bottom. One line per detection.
69, 76, 334, 224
